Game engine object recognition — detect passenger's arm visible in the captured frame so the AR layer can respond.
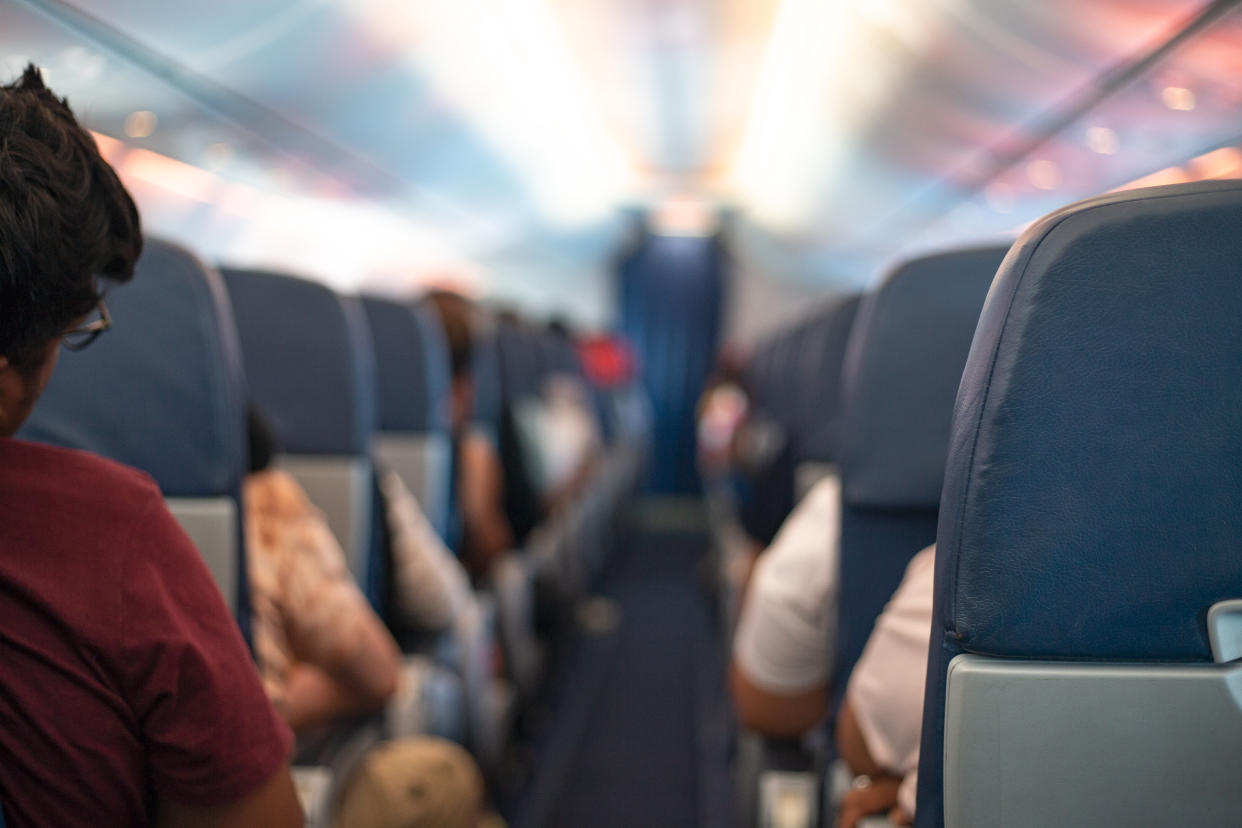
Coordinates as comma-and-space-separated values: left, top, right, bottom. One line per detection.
836, 774, 902, 828
459, 431, 514, 577
281, 590, 399, 729
728, 477, 840, 737
282, 662, 393, 732
263, 477, 400, 726
155, 765, 303, 828
729, 662, 828, 737
119, 495, 295, 818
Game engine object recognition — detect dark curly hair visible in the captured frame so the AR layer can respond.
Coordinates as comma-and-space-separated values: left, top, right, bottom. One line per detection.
0, 64, 142, 373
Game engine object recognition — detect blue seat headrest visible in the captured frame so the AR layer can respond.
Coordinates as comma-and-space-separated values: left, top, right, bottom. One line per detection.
839, 246, 1008, 509
470, 331, 503, 440
795, 294, 862, 462
413, 304, 453, 433
361, 296, 451, 433
496, 323, 543, 400
222, 269, 376, 456
937, 180, 1242, 662
748, 329, 802, 419
21, 239, 246, 497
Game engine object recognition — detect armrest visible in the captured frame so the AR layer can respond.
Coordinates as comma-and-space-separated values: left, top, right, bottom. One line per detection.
291, 716, 384, 828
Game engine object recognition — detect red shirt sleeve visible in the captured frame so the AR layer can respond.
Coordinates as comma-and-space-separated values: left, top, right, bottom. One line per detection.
117, 494, 294, 807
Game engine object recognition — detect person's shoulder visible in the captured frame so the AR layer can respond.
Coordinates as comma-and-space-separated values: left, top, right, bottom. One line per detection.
803, 474, 842, 509
1, 438, 163, 513
244, 467, 312, 515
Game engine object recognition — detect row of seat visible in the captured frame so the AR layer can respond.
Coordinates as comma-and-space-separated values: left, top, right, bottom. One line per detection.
714, 240, 1006, 828
717, 180, 1242, 827
19, 237, 650, 825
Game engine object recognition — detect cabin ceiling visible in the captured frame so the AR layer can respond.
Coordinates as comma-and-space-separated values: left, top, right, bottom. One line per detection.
4, 0, 1241, 301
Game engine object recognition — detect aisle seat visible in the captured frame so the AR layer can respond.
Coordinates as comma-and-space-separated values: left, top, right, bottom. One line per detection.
835, 246, 1007, 707
222, 268, 382, 607
361, 296, 453, 542
918, 181, 1242, 828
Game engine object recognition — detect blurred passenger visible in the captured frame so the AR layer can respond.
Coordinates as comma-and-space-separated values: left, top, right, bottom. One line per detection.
728, 475, 840, 737
0, 66, 301, 826
424, 290, 514, 579
696, 348, 750, 477
247, 408, 493, 827
244, 406, 400, 731
835, 545, 934, 828
512, 329, 603, 516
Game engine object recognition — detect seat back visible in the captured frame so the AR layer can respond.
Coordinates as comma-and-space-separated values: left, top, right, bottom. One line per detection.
791, 294, 862, 496
21, 239, 250, 636
221, 268, 381, 603
361, 296, 453, 540
918, 181, 1242, 828
738, 328, 804, 544
834, 246, 1006, 703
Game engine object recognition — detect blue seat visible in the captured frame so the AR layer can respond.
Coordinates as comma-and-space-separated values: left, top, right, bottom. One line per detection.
790, 294, 863, 494
220, 268, 383, 609
361, 296, 453, 542
834, 246, 1007, 707
738, 328, 805, 545
21, 238, 251, 638
918, 181, 1242, 827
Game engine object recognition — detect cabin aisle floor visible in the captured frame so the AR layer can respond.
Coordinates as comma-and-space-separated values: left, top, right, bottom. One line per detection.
517, 510, 730, 828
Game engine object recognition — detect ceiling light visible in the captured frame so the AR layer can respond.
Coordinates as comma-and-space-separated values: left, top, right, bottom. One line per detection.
1085, 126, 1118, 155
1027, 159, 1061, 191
985, 182, 1014, 214
1161, 86, 1196, 111
124, 110, 158, 139
205, 143, 234, 171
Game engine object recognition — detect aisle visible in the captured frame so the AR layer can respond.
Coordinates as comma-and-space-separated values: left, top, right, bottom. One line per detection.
519, 521, 730, 828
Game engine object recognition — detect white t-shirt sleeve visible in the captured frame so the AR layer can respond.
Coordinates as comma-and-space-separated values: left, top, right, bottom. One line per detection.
380, 470, 474, 631
732, 476, 841, 694
846, 545, 936, 787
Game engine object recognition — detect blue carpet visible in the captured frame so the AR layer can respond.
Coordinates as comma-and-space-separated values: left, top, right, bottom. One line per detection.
527, 528, 727, 828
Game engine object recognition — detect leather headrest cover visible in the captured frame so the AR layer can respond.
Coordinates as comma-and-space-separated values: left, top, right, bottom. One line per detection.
937, 180, 1242, 661
840, 246, 1008, 508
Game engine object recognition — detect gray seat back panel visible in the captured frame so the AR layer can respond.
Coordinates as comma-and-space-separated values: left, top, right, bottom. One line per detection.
944, 654, 1242, 828
277, 455, 371, 584
166, 497, 237, 608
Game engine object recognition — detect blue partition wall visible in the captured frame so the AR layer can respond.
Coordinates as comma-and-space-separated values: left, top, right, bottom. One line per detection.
618, 231, 726, 494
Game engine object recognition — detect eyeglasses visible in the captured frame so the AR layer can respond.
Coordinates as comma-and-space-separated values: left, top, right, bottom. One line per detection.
61, 298, 112, 351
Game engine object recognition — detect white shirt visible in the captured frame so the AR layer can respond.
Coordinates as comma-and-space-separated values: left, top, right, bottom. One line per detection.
846, 544, 936, 818
380, 470, 474, 631
732, 475, 841, 693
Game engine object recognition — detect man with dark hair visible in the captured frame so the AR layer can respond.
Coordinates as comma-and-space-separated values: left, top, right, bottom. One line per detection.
0, 66, 301, 827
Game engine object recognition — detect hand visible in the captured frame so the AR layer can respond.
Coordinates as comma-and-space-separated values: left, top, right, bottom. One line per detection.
837, 775, 901, 828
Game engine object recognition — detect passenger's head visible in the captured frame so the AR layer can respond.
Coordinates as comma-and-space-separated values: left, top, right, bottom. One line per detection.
0, 65, 142, 436
423, 289, 475, 431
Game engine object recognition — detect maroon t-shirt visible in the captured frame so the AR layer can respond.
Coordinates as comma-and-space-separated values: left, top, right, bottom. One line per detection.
0, 438, 293, 826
